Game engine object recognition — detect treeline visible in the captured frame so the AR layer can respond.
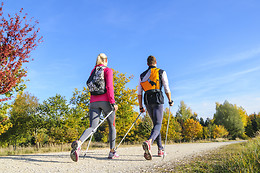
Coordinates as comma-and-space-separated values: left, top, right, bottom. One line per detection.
0, 70, 260, 149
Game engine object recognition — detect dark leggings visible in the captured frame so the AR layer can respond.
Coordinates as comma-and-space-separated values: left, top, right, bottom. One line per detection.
146, 104, 164, 150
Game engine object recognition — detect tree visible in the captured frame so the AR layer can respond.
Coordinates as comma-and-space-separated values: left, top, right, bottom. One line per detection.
191, 112, 199, 121
2, 92, 39, 149
0, 102, 12, 137
175, 100, 193, 132
245, 113, 260, 137
199, 117, 205, 127
204, 118, 211, 127
206, 118, 215, 139
182, 118, 203, 141
235, 105, 248, 128
214, 101, 244, 139
212, 125, 229, 139
0, 3, 42, 102
70, 87, 90, 113
38, 94, 70, 144
200, 118, 215, 139
175, 101, 197, 140
176, 101, 193, 121
202, 126, 209, 139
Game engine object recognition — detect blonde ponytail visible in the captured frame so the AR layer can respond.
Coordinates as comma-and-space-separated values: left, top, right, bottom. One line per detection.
96, 53, 107, 65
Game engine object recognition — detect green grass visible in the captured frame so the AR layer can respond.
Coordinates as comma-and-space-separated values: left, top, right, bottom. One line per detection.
157, 138, 260, 173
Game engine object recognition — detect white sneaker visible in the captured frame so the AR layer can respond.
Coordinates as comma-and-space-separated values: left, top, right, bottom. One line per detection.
108, 151, 119, 159
70, 141, 81, 162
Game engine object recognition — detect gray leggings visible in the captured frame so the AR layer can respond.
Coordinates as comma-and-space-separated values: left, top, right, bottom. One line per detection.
79, 101, 116, 149
146, 104, 164, 150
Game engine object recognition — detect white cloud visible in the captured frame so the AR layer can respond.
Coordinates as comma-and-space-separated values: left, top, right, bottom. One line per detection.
174, 65, 260, 99
231, 66, 260, 77
200, 46, 260, 69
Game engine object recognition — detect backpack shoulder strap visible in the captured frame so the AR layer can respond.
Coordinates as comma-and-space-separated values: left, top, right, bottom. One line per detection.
87, 67, 97, 84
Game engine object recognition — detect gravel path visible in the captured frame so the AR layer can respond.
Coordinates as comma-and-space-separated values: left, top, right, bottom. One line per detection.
0, 141, 242, 173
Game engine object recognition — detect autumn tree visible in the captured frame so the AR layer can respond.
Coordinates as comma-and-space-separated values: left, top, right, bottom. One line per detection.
214, 101, 244, 139
202, 126, 210, 139
182, 118, 203, 141
191, 112, 199, 121
235, 105, 248, 128
211, 125, 229, 139
0, 3, 42, 102
0, 102, 12, 138
204, 118, 215, 139
175, 101, 193, 133
1, 92, 39, 149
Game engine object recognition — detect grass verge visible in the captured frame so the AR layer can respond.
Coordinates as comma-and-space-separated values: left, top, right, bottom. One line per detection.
155, 138, 260, 173
0, 142, 109, 156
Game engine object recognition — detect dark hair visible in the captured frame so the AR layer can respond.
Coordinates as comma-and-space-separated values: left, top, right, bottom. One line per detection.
147, 55, 156, 66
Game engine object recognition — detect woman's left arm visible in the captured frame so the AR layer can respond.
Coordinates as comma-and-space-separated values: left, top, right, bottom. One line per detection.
105, 68, 115, 104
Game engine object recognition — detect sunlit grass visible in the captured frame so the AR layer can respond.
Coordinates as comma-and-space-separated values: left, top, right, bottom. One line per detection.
0, 141, 111, 156
159, 137, 260, 173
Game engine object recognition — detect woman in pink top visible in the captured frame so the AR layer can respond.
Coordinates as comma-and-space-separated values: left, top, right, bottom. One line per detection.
70, 53, 119, 162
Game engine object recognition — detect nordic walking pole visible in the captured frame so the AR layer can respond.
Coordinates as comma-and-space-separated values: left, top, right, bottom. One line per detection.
83, 133, 94, 158
163, 106, 171, 160
115, 112, 143, 151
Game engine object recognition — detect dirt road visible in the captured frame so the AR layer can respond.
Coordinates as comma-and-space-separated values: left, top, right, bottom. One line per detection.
0, 141, 242, 173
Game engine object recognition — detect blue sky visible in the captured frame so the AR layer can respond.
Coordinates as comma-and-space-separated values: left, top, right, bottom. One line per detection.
3, 0, 260, 119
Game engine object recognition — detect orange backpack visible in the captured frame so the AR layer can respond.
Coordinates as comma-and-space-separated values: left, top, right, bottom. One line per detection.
140, 68, 161, 92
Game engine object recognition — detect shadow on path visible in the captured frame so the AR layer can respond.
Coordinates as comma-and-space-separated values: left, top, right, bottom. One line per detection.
81, 154, 144, 162
0, 153, 70, 164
